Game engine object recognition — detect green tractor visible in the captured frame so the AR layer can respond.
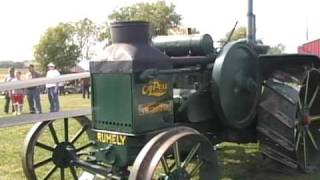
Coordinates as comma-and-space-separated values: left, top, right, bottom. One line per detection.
22, 21, 320, 180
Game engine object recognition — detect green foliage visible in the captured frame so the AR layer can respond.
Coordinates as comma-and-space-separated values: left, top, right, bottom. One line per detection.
167, 26, 200, 35
100, 0, 181, 40
267, 43, 286, 55
98, 23, 111, 42
34, 23, 80, 72
189, 27, 200, 34
227, 26, 247, 41
73, 18, 99, 60
0, 61, 25, 69
220, 26, 247, 46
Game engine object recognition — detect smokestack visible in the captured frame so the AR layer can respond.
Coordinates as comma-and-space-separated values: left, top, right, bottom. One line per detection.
247, 0, 256, 43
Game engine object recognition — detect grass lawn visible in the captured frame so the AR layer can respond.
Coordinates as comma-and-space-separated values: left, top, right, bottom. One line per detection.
0, 94, 91, 180
0, 94, 319, 179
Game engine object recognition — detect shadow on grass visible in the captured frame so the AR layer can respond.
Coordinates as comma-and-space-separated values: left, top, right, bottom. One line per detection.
217, 143, 320, 180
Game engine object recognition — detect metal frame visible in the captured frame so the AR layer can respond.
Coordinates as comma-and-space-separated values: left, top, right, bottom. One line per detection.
0, 108, 91, 128
0, 72, 89, 91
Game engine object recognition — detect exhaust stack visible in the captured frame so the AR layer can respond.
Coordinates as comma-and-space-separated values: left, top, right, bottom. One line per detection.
247, 0, 256, 43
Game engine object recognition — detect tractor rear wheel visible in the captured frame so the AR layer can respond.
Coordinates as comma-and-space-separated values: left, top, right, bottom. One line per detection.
129, 126, 219, 180
257, 68, 320, 172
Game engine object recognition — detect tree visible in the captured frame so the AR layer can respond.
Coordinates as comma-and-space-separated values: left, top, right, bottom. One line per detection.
33, 23, 80, 72
98, 23, 111, 42
100, 0, 181, 40
189, 28, 200, 34
167, 26, 200, 35
220, 26, 247, 46
267, 43, 286, 55
73, 18, 99, 60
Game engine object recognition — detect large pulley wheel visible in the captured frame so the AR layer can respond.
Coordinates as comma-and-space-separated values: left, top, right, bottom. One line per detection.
212, 40, 261, 129
129, 126, 219, 180
22, 116, 94, 180
257, 67, 320, 173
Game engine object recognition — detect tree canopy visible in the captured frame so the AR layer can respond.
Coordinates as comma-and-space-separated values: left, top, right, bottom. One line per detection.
33, 1, 185, 68
33, 23, 80, 72
267, 43, 286, 55
101, 0, 181, 39
220, 26, 247, 46
73, 18, 99, 60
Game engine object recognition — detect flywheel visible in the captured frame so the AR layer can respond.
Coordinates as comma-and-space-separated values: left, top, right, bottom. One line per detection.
212, 40, 261, 129
257, 67, 320, 172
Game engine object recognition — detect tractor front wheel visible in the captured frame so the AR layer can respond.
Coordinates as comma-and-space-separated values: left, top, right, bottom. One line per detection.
129, 126, 219, 180
22, 116, 93, 180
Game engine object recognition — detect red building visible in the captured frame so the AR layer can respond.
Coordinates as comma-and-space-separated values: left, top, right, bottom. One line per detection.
298, 39, 320, 57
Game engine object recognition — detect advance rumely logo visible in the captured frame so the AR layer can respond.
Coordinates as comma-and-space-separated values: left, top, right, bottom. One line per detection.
142, 80, 168, 97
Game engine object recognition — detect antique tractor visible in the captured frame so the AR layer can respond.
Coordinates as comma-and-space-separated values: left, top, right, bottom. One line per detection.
21, 21, 320, 180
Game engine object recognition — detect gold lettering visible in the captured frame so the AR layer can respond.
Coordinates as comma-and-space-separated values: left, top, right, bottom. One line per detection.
142, 80, 168, 97
110, 135, 115, 144
138, 101, 172, 115
97, 133, 102, 142
106, 134, 111, 143
119, 135, 127, 145
96, 133, 127, 146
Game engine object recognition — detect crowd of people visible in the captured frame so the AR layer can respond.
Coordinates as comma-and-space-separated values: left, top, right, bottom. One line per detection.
2, 62, 90, 115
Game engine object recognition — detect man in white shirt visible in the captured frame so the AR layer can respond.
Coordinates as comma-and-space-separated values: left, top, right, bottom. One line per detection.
46, 62, 60, 112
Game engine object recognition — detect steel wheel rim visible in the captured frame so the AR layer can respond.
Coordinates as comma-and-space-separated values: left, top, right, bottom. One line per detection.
129, 127, 219, 180
296, 69, 320, 172
22, 116, 93, 180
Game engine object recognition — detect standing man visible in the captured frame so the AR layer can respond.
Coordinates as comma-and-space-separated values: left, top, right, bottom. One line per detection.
58, 81, 65, 96
46, 62, 60, 112
80, 77, 90, 99
26, 64, 42, 114
3, 67, 15, 113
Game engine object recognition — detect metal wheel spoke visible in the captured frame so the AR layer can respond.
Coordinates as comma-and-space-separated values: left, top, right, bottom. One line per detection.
34, 157, 53, 169
160, 156, 170, 175
182, 143, 200, 168
70, 166, 78, 180
298, 97, 302, 110
76, 152, 90, 156
60, 168, 65, 180
190, 161, 204, 177
310, 115, 320, 122
169, 161, 176, 171
295, 131, 301, 151
64, 118, 69, 142
306, 127, 319, 150
48, 123, 59, 144
76, 142, 93, 152
308, 86, 320, 109
304, 71, 310, 106
71, 126, 87, 144
36, 142, 54, 152
303, 133, 307, 169
43, 165, 58, 180
173, 142, 181, 168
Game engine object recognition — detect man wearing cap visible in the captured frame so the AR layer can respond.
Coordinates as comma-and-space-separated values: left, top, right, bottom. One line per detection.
26, 64, 42, 114
46, 62, 60, 112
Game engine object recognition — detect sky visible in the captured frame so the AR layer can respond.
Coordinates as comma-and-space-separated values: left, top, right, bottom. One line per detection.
0, 0, 320, 61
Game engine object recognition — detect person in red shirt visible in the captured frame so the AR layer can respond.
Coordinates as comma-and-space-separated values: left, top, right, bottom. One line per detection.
11, 71, 24, 115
